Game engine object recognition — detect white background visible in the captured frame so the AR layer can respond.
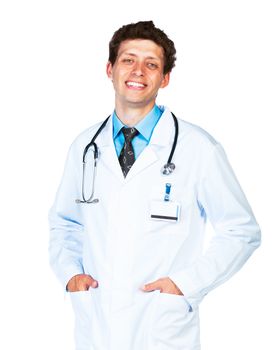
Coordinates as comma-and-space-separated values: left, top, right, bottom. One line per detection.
0, 0, 273, 349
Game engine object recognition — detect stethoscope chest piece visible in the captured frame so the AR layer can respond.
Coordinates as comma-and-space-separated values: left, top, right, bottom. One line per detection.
161, 162, 175, 175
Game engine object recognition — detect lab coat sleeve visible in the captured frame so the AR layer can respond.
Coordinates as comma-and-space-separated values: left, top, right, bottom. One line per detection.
169, 143, 261, 308
48, 143, 85, 290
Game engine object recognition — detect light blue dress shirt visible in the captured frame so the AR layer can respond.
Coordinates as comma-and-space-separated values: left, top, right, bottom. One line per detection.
112, 104, 163, 159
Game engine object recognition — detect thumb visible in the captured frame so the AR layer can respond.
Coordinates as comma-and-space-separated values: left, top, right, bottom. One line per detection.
142, 279, 162, 292
86, 276, 98, 289
91, 279, 98, 288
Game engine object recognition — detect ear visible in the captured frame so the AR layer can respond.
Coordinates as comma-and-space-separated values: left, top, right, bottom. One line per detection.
106, 61, 113, 79
160, 72, 170, 89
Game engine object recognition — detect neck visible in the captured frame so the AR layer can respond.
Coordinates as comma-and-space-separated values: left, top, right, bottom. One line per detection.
115, 101, 156, 126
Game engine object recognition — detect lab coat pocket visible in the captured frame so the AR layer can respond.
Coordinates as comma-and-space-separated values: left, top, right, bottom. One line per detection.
70, 289, 92, 321
146, 183, 194, 234
69, 290, 93, 349
148, 291, 199, 349
69, 289, 108, 349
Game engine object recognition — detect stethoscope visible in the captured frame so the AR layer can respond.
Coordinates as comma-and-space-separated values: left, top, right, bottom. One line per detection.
76, 112, 178, 204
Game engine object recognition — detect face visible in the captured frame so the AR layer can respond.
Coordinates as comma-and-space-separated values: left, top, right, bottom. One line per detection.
106, 39, 170, 110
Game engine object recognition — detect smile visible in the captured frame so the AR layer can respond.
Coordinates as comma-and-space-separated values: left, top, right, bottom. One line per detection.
126, 81, 147, 89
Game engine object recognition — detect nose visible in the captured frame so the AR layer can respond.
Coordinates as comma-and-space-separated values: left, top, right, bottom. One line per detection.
131, 61, 145, 77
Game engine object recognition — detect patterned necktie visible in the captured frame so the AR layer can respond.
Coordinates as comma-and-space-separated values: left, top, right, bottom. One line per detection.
119, 127, 139, 177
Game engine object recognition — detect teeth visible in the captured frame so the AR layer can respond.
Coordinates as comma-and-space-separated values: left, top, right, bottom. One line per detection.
126, 81, 145, 87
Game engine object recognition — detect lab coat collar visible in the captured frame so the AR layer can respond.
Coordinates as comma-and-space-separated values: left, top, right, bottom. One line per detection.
98, 106, 174, 148
149, 106, 174, 146
97, 106, 175, 181
112, 104, 163, 142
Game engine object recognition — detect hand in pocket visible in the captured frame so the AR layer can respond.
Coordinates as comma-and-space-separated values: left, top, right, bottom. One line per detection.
66, 274, 98, 292
141, 277, 183, 295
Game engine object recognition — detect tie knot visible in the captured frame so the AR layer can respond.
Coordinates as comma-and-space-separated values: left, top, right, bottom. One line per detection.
121, 127, 139, 141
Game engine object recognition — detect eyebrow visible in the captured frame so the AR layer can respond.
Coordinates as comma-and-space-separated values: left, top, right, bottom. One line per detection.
120, 52, 160, 61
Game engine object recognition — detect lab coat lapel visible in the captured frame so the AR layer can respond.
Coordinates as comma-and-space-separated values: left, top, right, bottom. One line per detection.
126, 108, 175, 181
125, 145, 159, 180
97, 116, 125, 181
96, 108, 175, 182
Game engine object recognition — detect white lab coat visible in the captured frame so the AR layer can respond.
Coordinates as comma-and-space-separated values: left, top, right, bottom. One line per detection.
49, 107, 261, 350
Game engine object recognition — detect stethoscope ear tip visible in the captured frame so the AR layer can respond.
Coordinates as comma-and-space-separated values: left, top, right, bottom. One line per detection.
75, 198, 99, 204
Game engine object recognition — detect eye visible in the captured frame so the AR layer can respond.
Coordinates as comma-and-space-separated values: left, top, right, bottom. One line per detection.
147, 62, 158, 69
122, 58, 134, 64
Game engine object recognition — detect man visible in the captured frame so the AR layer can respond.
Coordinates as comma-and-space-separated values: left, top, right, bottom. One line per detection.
49, 21, 261, 350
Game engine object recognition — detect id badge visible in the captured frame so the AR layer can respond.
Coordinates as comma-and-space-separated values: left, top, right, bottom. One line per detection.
149, 200, 181, 222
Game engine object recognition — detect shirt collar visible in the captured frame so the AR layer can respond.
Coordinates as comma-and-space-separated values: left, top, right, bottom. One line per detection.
112, 104, 163, 142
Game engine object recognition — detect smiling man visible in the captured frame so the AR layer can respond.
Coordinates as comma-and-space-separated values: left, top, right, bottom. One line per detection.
106, 39, 170, 120
49, 21, 261, 350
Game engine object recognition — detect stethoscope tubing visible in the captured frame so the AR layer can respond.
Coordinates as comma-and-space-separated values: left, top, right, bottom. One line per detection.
168, 113, 178, 164
76, 112, 178, 204
82, 116, 111, 163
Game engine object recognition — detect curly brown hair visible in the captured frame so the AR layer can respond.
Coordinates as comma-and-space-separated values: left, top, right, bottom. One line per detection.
108, 21, 176, 75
